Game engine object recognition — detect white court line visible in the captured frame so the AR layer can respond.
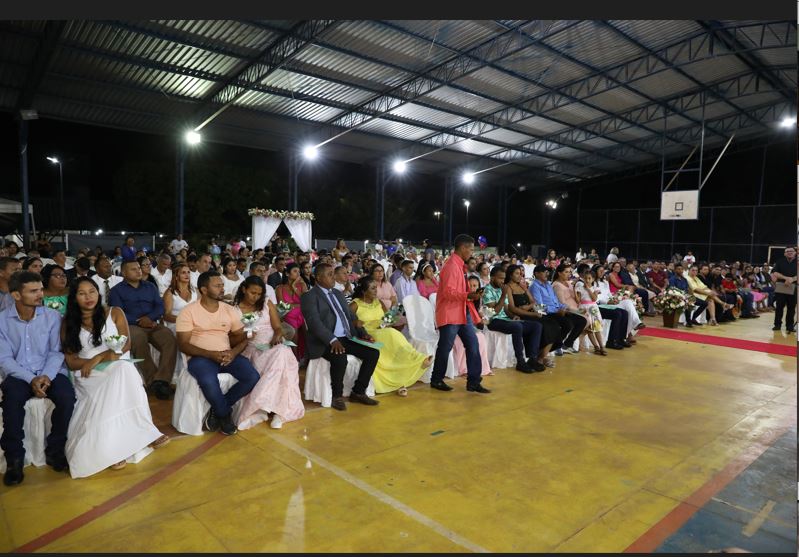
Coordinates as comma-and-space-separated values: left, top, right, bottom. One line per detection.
269, 434, 491, 553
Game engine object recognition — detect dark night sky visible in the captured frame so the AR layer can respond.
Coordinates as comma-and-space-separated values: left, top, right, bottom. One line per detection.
0, 112, 795, 259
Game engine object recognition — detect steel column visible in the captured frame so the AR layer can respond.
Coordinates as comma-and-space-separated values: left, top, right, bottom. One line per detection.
175, 139, 185, 236
57, 162, 64, 239
18, 119, 30, 249
708, 207, 715, 261
635, 210, 641, 260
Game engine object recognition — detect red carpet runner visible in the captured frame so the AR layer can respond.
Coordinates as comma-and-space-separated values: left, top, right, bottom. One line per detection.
638, 327, 797, 357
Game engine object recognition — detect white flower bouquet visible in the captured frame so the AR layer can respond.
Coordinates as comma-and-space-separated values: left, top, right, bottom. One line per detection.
240, 312, 260, 338
104, 334, 127, 354
45, 300, 63, 312
479, 305, 496, 324
277, 301, 292, 316
653, 287, 696, 314
608, 289, 645, 317
380, 311, 396, 329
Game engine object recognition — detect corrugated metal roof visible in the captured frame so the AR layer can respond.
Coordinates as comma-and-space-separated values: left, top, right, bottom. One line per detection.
0, 18, 790, 186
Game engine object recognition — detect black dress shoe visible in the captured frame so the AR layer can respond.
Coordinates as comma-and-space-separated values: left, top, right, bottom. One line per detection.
331, 397, 347, 411
150, 380, 173, 401
621, 340, 633, 348
607, 342, 624, 350
772, 325, 782, 331
787, 327, 796, 333
3, 458, 24, 486
685, 322, 693, 328
515, 362, 534, 374
690, 320, 703, 326
430, 381, 453, 391
527, 359, 546, 372
45, 452, 69, 473
466, 384, 491, 393
349, 392, 379, 406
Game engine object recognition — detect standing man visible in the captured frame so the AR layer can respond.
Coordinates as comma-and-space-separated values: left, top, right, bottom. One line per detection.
771, 246, 797, 333
430, 234, 490, 394
176, 271, 259, 435
121, 235, 137, 262
109, 260, 177, 400
92, 256, 123, 307
169, 233, 188, 255
301, 263, 380, 411
0, 271, 75, 485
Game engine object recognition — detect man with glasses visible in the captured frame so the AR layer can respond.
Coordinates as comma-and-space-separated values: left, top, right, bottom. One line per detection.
771, 247, 797, 333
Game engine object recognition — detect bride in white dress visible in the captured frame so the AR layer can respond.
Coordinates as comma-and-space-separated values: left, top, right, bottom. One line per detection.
62, 277, 170, 478
163, 263, 198, 378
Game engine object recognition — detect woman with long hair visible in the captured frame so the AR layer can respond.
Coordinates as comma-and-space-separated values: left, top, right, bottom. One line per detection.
233, 276, 304, 429
275, 262, 307, 361
220, 257, 243, 301
62, 277, 169, 477
300, 261, 315, 289
41, 264, 69, 316
593, 264, 641, 341
332, 238, 348, 263
163, 263, 198, 331
504, 264, 559, 367
369, 263, 397, 311
22, 257, 43, 275
349, 276, 431, 396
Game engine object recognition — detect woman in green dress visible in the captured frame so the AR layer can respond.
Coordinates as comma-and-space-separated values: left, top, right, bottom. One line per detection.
42, 264, 69, 316
349, 276, 432, 396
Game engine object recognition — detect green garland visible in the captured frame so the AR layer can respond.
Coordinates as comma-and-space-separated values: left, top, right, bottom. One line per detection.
248, 208, 315, 221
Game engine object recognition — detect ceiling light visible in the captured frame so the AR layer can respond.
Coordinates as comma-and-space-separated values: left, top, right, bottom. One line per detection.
302, 145, 318, 160
462, 172, 475, 185
392, 160, 407, 173
185, 130, 202, 145
779, 116, 796, 128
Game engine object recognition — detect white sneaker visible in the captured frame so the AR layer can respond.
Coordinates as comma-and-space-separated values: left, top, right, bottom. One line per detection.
554, 348, 564, 357
564, 347, 579, 355
270, 415, 283, 429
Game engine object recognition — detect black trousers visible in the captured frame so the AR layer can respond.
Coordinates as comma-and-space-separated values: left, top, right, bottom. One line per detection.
685, 298, 708, 323
322, 337, 380, 398
774, 292, 797, 330
598, 306, 627, 344
543, 312, 587, 349
0, 374, 76, 462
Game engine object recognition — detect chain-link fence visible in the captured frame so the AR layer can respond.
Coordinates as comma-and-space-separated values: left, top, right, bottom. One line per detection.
577, 204, 796, 264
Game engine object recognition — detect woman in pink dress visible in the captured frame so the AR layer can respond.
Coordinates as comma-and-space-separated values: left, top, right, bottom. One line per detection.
275, 263, 307, 361
415, 263, 439, 299
234, 276, 304, 430
369, 263, 397, 311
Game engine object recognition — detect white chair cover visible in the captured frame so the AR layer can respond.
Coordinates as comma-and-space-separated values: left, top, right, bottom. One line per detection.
403, 295, 456, 381
303, 356, 375, 407
172, 366, 240, 436
428, 293, 437, 309
0, 397, 55, 473
484, 329, 516, 369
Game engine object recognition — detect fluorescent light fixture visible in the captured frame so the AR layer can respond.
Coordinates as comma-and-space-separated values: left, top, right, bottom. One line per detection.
779, 116, 796, 128
46, 156, 59, 164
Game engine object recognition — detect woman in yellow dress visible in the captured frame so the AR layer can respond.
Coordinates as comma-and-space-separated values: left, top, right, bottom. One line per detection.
349, 277, 432, 396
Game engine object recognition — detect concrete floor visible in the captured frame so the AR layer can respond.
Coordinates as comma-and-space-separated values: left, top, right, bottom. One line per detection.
1, 315, 795, 553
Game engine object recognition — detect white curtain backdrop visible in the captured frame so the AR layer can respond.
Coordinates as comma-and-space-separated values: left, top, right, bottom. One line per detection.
252, 216, 282, 250
283, 218, 313, 252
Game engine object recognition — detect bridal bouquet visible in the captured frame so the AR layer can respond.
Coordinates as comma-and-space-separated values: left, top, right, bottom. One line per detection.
608, 289, 645, 317
380, 311, 396, 329
45, 300, 63, 312
479, 305, 496, 324
240, 312, 260, 338
277, 301, 292, 316
104, 334, 127, 354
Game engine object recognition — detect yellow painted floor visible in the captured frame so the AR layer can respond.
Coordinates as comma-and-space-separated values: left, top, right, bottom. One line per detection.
0, 317, 795, 553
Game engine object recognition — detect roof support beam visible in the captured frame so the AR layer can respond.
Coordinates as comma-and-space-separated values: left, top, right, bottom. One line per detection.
192, 19, 338, 130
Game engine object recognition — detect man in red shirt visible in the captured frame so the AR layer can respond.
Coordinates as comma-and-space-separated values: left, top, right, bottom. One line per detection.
646, 261, 668, 295
431, 234, 490, 394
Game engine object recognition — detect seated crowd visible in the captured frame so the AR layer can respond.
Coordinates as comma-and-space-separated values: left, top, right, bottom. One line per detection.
0, 234, 794, 486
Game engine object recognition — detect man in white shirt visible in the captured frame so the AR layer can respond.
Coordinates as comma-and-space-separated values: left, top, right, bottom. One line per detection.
169, 234, 188, 255
92, 256, 123, 306
190, 254, 213, 288
333, 265, 354, 301
150, 254, 173, 296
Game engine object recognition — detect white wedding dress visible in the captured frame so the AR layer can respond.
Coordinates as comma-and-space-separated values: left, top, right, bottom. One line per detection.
65, 311, 162, 478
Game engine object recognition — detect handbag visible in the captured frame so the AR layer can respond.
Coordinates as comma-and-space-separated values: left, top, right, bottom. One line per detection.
774, 281, 796, 295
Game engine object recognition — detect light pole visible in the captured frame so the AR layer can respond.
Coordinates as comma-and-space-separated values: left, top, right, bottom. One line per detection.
176, 131, 202, 236
46, 156, 64, 240
463, 199, 471, 234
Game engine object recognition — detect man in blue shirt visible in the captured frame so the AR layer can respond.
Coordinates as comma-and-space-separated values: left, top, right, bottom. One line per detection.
0, 271, 75, 486
121, 235, 137, 262
529, 264, 587, 355
109, 260, 177, 400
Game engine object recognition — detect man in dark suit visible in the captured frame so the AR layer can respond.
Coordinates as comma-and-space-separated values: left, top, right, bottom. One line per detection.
620, 262, 656, 316
267, 255, 286, 290
300, 263, 380, 411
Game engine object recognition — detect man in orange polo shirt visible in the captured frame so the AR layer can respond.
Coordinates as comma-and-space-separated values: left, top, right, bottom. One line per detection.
430, 234, 490, 394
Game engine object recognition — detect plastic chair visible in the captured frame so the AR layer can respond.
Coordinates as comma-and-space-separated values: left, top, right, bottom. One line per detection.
172, 364, 240, 436
403, 295, 456, 381
0, 397, 55, 473
303, 356, 375, 407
